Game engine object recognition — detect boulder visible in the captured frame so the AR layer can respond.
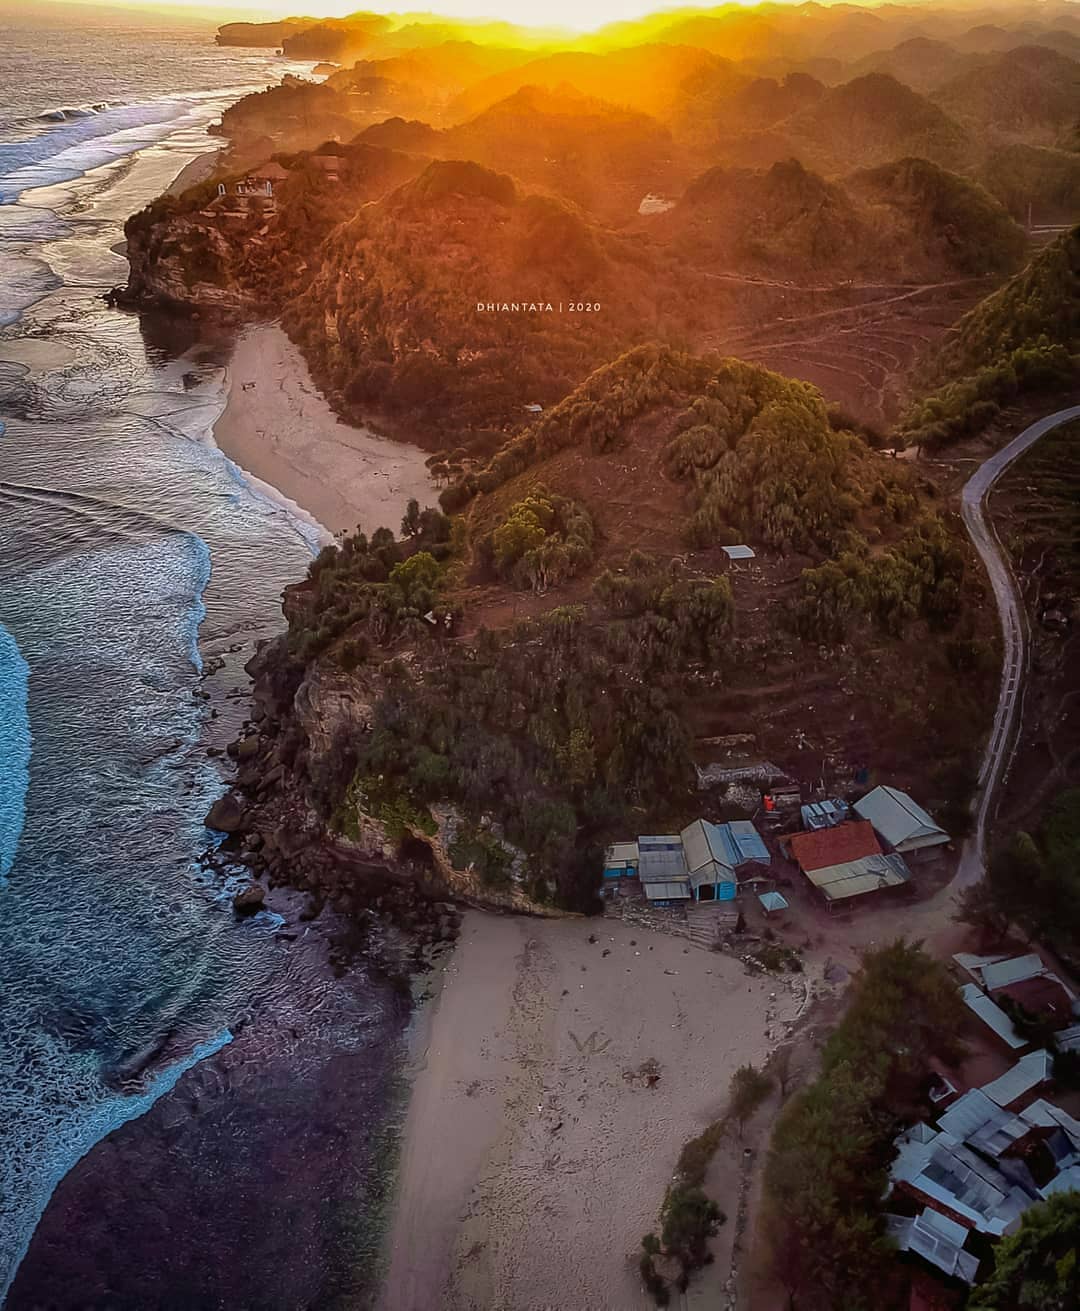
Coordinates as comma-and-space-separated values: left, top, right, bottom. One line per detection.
206, 793, 246, 833
232, 882, 266, 915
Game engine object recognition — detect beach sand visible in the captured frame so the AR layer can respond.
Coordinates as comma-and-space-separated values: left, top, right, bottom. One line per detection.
212, 323, 435, 537
166, 149, 222, 197
380, 912, 790, 1311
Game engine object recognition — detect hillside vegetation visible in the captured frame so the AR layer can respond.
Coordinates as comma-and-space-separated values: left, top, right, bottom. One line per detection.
902, 225, 1080, 447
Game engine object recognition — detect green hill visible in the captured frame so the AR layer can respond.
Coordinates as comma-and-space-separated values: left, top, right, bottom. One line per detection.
902, 225, 1080, 447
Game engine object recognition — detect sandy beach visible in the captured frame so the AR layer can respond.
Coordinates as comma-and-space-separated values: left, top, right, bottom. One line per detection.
213, 324, 435, 537
380, 912, 797, 1311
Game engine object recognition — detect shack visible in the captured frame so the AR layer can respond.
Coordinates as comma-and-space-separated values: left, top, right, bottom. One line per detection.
855, 785, 949, 861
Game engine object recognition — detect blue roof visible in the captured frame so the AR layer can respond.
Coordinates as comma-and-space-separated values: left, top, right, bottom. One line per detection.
723, 819, 770, 866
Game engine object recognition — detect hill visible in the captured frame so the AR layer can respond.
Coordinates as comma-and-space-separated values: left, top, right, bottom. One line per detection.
901, 225, 1080, 447
932, 45, 1080, 146
977, 141, 1080, 223
848, 36, 986, 93
780, 73, 973, 173
241, 345, 990, 918
846, 157, 1026, 276
278, 161, 704, 439
647, 156, 1023, 281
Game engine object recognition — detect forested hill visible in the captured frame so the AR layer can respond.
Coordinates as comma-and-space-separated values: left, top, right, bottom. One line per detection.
902, 224, 1080, 447
226, 343, 994, 917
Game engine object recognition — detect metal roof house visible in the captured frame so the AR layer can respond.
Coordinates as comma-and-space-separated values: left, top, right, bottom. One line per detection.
885, 1209, 979, 1285
787, 821, 909, 904
855, 786, 950, 855
800, 798, 850, 831
605, 819, 770, 904
959, 983, 1026, 1050
979, 1051, 1054, 1110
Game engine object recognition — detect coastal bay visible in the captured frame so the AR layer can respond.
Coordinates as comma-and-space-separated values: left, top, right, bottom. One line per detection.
212, 323, 435, 538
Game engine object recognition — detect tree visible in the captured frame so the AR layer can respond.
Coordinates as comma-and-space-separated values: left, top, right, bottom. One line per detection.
969, 1192, 1080, 1311
730, 1063, 773, 1134
400, 498, 422, 538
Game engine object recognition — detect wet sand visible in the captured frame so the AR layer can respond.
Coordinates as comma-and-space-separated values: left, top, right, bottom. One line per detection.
379, 912, 788, 1311
213, 323, 435, 537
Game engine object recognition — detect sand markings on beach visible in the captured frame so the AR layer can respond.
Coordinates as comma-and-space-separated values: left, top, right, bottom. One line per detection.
381, 913, 784, 1311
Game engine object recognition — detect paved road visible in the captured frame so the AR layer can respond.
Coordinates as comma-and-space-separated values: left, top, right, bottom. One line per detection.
953, 404, 1080, 888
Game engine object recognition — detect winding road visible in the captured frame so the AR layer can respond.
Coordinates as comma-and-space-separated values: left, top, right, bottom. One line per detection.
954, 404, 1080, 888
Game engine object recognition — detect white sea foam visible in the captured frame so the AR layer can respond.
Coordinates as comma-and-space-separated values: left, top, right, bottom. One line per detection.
0, 623, 31, 887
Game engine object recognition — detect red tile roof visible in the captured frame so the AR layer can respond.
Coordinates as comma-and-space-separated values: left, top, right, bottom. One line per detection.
788, 820, 881, 872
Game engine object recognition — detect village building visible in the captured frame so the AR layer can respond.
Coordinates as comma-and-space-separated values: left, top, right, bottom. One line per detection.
800, 798, 850, 830
855, 785, 950, 860
884, 1209, 979, 1285
603, 818, 770, 905
954, 951, 1078, 1027
785, 819, 909, 905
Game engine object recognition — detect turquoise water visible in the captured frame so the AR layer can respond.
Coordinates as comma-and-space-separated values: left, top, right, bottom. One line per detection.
0, 21, 334, 1294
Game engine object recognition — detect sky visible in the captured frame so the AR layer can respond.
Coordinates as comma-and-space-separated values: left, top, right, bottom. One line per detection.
25, 0, 740, 33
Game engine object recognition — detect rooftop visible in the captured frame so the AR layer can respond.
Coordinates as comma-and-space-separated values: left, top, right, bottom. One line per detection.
854, 785, 948, 851
801, 852, 909, 902
788, 820, 881, 872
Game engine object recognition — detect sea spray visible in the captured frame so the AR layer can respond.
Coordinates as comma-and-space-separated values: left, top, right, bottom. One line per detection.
0, 622, 31, 886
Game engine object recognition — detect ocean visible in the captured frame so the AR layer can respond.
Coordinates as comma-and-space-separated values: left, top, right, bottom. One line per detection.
0, 16, 404, 1301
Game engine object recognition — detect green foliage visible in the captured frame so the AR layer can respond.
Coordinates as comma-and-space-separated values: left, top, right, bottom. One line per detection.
969, 1191, 1080, 1311
762, 942, 965, 1310
958, 789, 1080, 966
448, 824, 514, 889
792, 514, 967, 642
342, 773, 437, 842
661, 1186, 724, 1271
729, 1063, 773, 1131
902, 225, 1080, 449
479, 487, 596, 592
286, 514, 452, 663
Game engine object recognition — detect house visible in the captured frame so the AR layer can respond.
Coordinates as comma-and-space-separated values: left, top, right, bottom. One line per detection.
885, 1209, 979, 1284
954, 952, 1077, 1025
243, 161, 289, 197
636, 834, 691, 904
786, 820, 909, 905
605, 818, 770, 904
979, 1050, 1054, 1110
959, 983, 1026, 1050
855, 785, 949, 859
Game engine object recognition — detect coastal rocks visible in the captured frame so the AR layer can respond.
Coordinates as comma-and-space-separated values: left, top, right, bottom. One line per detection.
232, 882, 266, 915
206, 792, 246, 833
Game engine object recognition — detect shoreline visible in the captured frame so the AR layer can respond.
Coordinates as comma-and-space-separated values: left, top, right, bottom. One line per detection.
211, 323, 436, 538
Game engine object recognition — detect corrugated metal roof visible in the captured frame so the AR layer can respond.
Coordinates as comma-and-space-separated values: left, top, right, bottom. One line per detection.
638, 846, 688, 884
802, 852, 907, 901
1042, 1163, 1080, 1197
886, 1210, 979, 1283
854, 785, 949, 851
759, 891, 788, 912
643, 880, 691, 901
725, 819, 770, 865
960, 983, 1026, 1048
681, 820, 733, 877
789, 821, 881, 872
1054, 1024, 1080, 1053
721, 544, 755, 559
890, 1127, 1030, 1235
937, 1089, 1031, 1158
801, 799, 850, 830
980, 1050, 1053, 1108
981, 954, 1047, 991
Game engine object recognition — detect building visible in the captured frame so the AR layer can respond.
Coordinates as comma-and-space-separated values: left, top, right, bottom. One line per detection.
855, 785, 949, 858
800, 798, 850, 831
603, 818, 770, 904
884, 1209, 979, 1285
954, 952, 1078, 1027
959, 983, 1026, 1050
786, 820, 909, 905
311, 153, 344, 181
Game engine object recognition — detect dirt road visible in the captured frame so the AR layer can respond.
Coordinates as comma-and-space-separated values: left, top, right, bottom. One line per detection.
955, 405, 1080, 888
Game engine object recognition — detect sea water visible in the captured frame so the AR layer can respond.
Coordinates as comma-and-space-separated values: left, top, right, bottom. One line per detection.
0, 16, 337, 1295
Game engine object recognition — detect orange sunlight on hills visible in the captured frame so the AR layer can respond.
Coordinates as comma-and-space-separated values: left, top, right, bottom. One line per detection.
91, 0, 755, 35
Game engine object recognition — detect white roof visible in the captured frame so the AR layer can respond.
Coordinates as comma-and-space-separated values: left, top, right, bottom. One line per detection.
854, 785, 949, 851
936, 1089, 1031, 1157
604, 841, 639, 864
889, 1125, 1030, 1235
721, 544, 755, 559
1042, 1163, 1080, 1198
980, 1050, 1054, 1108
981, 954, 1046, 991
961, 983, 1026, 1048
759, 891, 789, 912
